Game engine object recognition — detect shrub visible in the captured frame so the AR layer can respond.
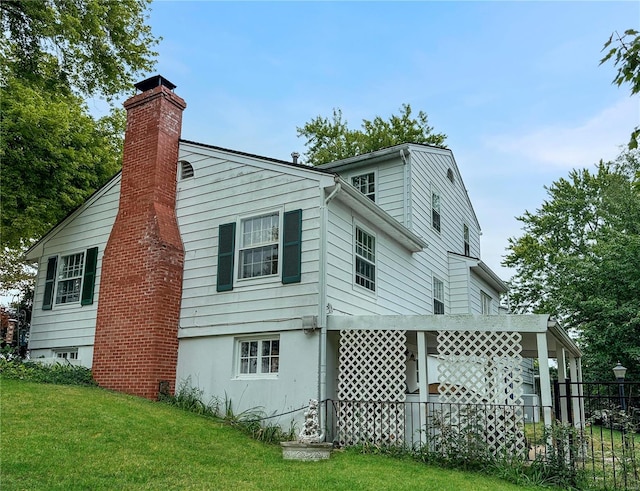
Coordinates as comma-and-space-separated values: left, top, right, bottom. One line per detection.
0, 357, 96, 386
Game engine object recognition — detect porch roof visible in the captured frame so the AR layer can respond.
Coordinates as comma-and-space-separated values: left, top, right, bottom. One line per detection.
326, 314, 581, 359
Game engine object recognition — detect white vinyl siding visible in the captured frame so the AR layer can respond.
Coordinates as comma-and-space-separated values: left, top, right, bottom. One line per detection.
28, 178, 119, 359
177, 143, 330, 331
325, 200, 426, 316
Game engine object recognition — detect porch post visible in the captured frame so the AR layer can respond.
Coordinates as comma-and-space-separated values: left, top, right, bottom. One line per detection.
536, 332, 553, 427
417, 331, 429, 445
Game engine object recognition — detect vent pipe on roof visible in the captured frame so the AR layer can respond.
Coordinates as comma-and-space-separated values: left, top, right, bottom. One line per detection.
291, 152, 300, 165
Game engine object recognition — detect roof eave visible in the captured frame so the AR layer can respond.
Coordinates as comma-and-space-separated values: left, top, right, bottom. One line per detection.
329, 176, 427, 252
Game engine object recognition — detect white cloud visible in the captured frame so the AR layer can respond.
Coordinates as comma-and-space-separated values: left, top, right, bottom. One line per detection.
485, 97, 639, 169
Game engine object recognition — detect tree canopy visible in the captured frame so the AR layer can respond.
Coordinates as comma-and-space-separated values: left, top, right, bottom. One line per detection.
600, 29, 640, 149
0, 0, 157, 295
297, 104, 447, 166
503, 151, 640, 381
0, 0, 158, 100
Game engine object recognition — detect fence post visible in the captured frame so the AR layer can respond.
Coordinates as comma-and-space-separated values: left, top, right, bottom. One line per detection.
554, 379, 561, 421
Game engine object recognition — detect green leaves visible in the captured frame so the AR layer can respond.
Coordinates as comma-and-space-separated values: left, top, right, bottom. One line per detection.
504, 152, 640, 380
1, 75, 122, 250
600, 29, 640, 150
297, 104, 447, 166
0, 0, 158, 100
0, 0, 156, 295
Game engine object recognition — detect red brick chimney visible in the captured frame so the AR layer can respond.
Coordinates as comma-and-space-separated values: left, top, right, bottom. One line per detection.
93, 76, 186, 399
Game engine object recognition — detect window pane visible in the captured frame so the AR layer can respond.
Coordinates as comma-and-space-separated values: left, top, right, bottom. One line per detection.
271, 357, 279, 373
249, 358, 257, 373
55, 253, 85, 304
239, 213, 279, 279
262, 340, 271, 357
249, 341, 258, 356
355, 227, 376, 291
432, 192, 440, 211
352, 173, 375, 201
271, 340, 279, 356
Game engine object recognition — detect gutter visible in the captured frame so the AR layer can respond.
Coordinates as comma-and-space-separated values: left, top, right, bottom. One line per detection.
330, 176, 427, 252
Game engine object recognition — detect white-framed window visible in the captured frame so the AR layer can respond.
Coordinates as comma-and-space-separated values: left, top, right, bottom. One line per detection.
433, 277, 444, 314
238, 212, 279, 279
352, 172, 376, 201
355, 226, 376, 292
55, 252, 85, 304
42, 247, 98, 310
432, 191, 441, 232
55, 350, 78, 360
481, 291, 492, 315
237, 337, 280, 376
463, 224, 470, 256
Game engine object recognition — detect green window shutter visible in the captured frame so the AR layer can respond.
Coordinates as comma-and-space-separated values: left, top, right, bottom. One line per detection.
81, 247, 98, 306
282, 209, 302, 284
217, 222, 236, 292
42, 256, 58, 310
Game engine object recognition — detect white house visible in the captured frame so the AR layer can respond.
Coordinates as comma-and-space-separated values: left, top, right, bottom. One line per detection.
25, 76, 582, 449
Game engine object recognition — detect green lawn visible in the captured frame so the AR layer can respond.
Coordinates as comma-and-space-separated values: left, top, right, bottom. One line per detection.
1, 378, 543, 490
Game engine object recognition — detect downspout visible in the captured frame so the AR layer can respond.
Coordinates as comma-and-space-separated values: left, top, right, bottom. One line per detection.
318, 179, 341, 433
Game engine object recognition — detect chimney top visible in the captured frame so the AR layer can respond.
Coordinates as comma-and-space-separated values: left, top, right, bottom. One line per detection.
134, 75, 177, 93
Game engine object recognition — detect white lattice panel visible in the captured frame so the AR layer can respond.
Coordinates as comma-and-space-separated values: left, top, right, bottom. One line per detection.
337, 329, 406, 445
436, 330, 526, 456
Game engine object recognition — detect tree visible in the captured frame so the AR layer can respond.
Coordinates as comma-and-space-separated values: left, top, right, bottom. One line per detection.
0, 0, 158, 100
297, 104, 447, 166
1, 75, 125, 251
0, 0, 157, 299
503, 151, 640, 381
601, 29, 640, 149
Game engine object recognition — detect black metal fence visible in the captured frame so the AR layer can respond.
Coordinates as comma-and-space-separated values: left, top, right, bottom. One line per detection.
554, 380, 640, 490
321, 386, 639, 490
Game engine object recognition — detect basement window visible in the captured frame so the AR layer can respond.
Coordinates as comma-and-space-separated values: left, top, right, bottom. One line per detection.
55, 349, 78, 360
237, 337, 280, 377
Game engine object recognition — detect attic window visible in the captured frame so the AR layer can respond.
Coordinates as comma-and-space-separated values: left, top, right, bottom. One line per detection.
180, 160, 194, 179
447, 168, 454, 184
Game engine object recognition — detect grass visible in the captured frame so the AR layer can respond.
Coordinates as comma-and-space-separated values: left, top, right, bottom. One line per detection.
0, 378, 546, 491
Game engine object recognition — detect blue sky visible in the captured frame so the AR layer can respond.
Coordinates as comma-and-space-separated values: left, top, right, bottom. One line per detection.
141, 0, 639, 280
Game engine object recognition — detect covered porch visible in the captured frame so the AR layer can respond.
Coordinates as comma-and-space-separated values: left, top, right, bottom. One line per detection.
324, 314, 583, 451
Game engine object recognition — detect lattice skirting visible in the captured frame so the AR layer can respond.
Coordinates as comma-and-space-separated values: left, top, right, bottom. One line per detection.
436, 330, 527, 456
337, 329, 406, 445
